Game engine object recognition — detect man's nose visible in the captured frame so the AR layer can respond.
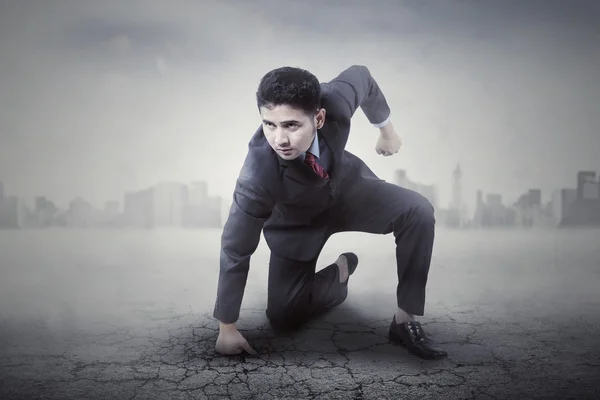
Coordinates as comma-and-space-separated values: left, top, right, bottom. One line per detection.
274, 130, 289, 145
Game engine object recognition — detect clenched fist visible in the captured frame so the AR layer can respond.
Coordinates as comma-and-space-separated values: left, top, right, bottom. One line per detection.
215, 324, 257, 355
375, 121, 402, 156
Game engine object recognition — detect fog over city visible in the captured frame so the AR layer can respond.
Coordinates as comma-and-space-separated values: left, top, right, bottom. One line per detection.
1, 0, 599, 212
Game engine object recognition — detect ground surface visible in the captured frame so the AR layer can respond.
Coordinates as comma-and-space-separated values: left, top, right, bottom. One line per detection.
0, 228, 599, 399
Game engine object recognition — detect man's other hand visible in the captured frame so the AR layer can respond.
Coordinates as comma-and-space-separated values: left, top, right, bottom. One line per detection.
215, 323, 257, 355
376, 121, 402, 156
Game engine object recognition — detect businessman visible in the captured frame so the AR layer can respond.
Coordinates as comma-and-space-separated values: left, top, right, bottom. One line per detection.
213, 65, 447, 360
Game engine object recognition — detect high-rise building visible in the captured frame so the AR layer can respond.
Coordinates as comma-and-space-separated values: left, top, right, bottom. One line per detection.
124, 189, 153, 228
528, 189, 542, 207
0, 195, 24, 228
577, 171, 598, 200
185, 181, 223, 228
152, 182, 189, 227
513, 189, 547, 227
564, 171, 600, 226
552, 188, 577, 226
472, 190, 484, 227
34, 196, 58, 226
189, 181, 209, 206
486, 194, 502, 207
451, 164, 462, 210
67, 197, 94, 227
582, 179, 599, 200
445, 164, 464, 228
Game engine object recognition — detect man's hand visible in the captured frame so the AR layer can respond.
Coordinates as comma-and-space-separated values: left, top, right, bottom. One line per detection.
375, 121, 402, 156
215, 322, 257, 355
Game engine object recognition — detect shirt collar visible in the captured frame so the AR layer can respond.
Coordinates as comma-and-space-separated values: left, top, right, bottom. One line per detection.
299, 131, 319, 161
309, 132, 320, 157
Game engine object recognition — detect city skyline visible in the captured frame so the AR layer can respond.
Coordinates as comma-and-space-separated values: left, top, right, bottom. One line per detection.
0, 179, 224, 229
1, 1, 599, 212
1, 165, 599, 212
2, 165, 599, 231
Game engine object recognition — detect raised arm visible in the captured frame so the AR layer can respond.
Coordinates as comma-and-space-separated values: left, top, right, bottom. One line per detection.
326, 65, 392, 128
213, 169, 274, 325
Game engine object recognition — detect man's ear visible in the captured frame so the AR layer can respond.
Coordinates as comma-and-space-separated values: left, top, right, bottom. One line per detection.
315, 108, 326, 129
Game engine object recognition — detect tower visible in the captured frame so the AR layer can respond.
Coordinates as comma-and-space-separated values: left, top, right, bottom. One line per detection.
577, 171, 597, 200
445, 164, 464, 228
451, 164, 462, 210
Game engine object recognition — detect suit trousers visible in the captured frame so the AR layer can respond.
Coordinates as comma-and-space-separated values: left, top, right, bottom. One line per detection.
265, 177, 435, 331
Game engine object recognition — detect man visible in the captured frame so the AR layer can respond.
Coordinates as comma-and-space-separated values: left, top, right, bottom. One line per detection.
213, 65, 447, 360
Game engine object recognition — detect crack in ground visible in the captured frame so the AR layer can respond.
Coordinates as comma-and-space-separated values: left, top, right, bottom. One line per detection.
1, 309, 599, 400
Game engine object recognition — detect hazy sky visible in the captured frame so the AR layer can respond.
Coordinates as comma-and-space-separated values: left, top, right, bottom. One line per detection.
1, 0, 599, 212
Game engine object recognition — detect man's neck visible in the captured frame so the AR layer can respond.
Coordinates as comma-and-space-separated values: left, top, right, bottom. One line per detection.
298, 131, 319, 161
306, 131, 319, 157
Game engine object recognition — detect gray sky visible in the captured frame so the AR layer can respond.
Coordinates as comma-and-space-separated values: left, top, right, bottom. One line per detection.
1, 0, 599, 213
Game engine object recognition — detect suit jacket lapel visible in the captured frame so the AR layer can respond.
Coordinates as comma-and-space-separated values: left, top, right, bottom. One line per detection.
278, 156, 318, 186
317, 120, 341, 182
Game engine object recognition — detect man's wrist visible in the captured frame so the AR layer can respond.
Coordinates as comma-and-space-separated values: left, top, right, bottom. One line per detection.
379, 121, 396, 139
219, 321, 237, 331
372, 114, 391, 129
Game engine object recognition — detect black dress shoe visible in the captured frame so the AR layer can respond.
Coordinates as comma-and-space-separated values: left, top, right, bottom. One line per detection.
388, 316, 448, 360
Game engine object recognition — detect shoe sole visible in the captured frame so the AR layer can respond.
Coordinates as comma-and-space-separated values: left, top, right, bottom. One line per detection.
340, 252, 358, 275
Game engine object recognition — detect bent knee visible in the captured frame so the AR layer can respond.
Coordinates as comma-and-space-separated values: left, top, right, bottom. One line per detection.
414, 195, 435, 222
396, 193, 435, 226
265, 307, 304, 332
266, 314, 302, 332
412, 201, 435, 226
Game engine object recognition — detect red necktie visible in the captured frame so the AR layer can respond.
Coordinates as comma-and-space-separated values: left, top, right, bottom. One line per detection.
304, 151, 329, 179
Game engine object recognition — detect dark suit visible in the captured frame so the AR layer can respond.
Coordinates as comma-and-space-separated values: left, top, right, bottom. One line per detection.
213, 65, 435, 330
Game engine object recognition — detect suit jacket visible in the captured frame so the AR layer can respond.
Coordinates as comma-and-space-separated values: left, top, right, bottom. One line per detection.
213, 65, 391, 323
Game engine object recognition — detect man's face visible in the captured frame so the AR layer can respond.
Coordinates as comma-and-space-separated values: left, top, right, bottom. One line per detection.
260, 104, 326, 160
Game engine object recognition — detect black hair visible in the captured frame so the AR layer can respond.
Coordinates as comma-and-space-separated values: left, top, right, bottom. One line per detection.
256, 66, 321, 116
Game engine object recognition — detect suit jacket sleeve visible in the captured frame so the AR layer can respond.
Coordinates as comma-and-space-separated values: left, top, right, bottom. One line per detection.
326, 65, 391, 126
213, 167, 275, 324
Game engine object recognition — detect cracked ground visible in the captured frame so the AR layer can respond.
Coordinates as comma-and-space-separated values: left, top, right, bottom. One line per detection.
0, 228, 599, 399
